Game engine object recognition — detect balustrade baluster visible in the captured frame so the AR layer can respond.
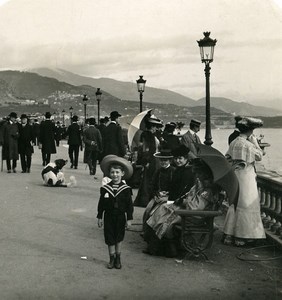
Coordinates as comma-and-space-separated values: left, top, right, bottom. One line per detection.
270, 192, 276, 211
264, 191, 271, 208
276, 195, 281, 215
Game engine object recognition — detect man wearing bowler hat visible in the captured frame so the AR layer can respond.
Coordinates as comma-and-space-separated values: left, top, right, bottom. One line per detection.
181, 119, 202, 156
2, 112, 19, 173
66, 115, 82, 169
18, 114, 35, 173
103, 111, 126, 157
39, 112, 56, 166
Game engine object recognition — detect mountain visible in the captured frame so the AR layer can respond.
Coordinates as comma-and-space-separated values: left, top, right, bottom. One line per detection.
0, 70, 233, 126
195, 97, 281, 117
29, 68, 197, 106
30, 68, 282, 117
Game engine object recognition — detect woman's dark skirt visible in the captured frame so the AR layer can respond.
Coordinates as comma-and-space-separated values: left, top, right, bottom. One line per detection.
104, 211, 126, 246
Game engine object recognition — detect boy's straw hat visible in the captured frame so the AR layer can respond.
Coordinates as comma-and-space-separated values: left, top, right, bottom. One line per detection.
100, 155, 133, 180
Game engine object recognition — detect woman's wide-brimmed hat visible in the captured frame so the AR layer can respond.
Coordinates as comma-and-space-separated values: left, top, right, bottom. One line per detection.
154, 149, 173, 159
171, 145, 190, 157
20, 114, 28, 119
100, 155, 133, 180
237, 117, 263, 130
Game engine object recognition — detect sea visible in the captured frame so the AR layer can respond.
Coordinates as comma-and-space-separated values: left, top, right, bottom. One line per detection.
188, 128, 282, 175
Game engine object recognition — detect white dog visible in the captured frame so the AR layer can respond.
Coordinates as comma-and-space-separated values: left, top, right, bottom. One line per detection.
41, 159, 77, 187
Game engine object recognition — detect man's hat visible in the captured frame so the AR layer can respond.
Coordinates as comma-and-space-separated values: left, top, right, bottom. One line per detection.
100, 155, 133, 180
89, 117, 96, 125
20, 114, 28, 119
72, 115, 78, 122
154, 149, 173, 159
9, 112, 17, 118
110, 111, 121, 119
171, 145, 190, 157
45, 112, 52, 119
190, 119, 201, 127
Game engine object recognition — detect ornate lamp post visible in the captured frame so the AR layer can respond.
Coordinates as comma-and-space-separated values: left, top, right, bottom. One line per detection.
197, 32, 217, 146
69, 106, 73, 123
82, 94, 88, 123
95, 88, 102, 125
136, 75, 146, 113
62, 109, 65, 126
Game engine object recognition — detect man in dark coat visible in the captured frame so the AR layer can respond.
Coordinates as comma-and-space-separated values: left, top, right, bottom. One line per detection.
97, 117, 108, 162
103, 111, 126, 157
2, 112, 19, 173
66, 115, 82, 169
31, 118, 40, 146
39, 112, 56, 166
18, 114, 35, 173
54, 121, 63, 147
83, 117, 102, 176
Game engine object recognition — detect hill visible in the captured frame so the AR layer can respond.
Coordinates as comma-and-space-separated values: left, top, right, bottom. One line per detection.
30, 68, 282, 117
29, 68, 200, 106
0, 70, 233, 126
196, 97, 281, 117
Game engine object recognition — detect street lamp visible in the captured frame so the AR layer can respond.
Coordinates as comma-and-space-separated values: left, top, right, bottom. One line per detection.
95, 88, 102, 125
197, 32, 217, 146
82, 94, 88, 123
69, 106, 73, 123
62, 109, 66, 126
136, 75, 146, 113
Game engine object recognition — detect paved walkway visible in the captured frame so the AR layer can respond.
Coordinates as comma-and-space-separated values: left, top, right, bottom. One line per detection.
0, 141, 281, 300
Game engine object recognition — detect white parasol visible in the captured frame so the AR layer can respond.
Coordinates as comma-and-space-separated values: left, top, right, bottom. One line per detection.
127, 109, 153, 150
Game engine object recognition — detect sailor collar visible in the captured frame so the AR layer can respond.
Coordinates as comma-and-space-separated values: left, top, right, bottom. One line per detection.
102, 181, 130, 197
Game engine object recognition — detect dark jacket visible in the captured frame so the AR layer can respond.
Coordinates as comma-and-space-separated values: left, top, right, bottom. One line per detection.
169, 163, 195, 201
104, 122, 126, 157
97, 181, 133, 220
83, 125, 102, 163
67, 122, 82, 146
2, 121, 19, 160
18, 123, 35, 155
39, 120, 56, 154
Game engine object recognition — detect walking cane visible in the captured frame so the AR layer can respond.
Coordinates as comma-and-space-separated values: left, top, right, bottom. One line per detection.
0, 146, 3, 172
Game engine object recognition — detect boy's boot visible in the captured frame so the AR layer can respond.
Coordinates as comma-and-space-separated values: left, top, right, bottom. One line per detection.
107, 254, 115, 269
114, 253, 122, 269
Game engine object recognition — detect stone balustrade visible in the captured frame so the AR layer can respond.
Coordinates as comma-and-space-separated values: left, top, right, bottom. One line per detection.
257, 170, 282, 246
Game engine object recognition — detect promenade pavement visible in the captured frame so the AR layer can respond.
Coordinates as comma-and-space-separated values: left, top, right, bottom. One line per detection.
0, 141, 281, 300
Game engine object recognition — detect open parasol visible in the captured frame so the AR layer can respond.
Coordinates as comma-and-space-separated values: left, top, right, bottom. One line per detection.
196, 144, 239, 207
127, 109, 153, 150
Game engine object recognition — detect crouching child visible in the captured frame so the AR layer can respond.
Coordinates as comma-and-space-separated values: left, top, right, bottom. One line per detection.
97, 155, 134, 269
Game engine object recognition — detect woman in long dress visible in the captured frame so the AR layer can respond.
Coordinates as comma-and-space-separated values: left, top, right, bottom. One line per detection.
134, 117, 163, 207
223, 117, 265, 246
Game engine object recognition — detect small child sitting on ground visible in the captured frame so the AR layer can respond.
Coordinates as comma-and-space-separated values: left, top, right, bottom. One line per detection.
97, 155, 134, 269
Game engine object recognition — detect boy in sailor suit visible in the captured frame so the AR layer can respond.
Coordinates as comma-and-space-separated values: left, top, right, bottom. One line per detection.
97, 155, 133, 269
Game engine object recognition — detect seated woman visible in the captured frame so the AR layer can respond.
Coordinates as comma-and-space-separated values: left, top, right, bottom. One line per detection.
142, 149, 175, 232
143, 158, 219, 257
168, 145, 196, 201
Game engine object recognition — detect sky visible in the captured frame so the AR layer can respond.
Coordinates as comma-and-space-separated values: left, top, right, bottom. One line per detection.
0, 0, 281, 108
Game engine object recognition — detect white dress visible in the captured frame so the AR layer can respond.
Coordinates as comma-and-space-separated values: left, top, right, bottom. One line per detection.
223, 135, 265, 239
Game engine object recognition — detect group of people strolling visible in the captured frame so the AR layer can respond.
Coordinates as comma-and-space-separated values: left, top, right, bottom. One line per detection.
0, 108, 267, 269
